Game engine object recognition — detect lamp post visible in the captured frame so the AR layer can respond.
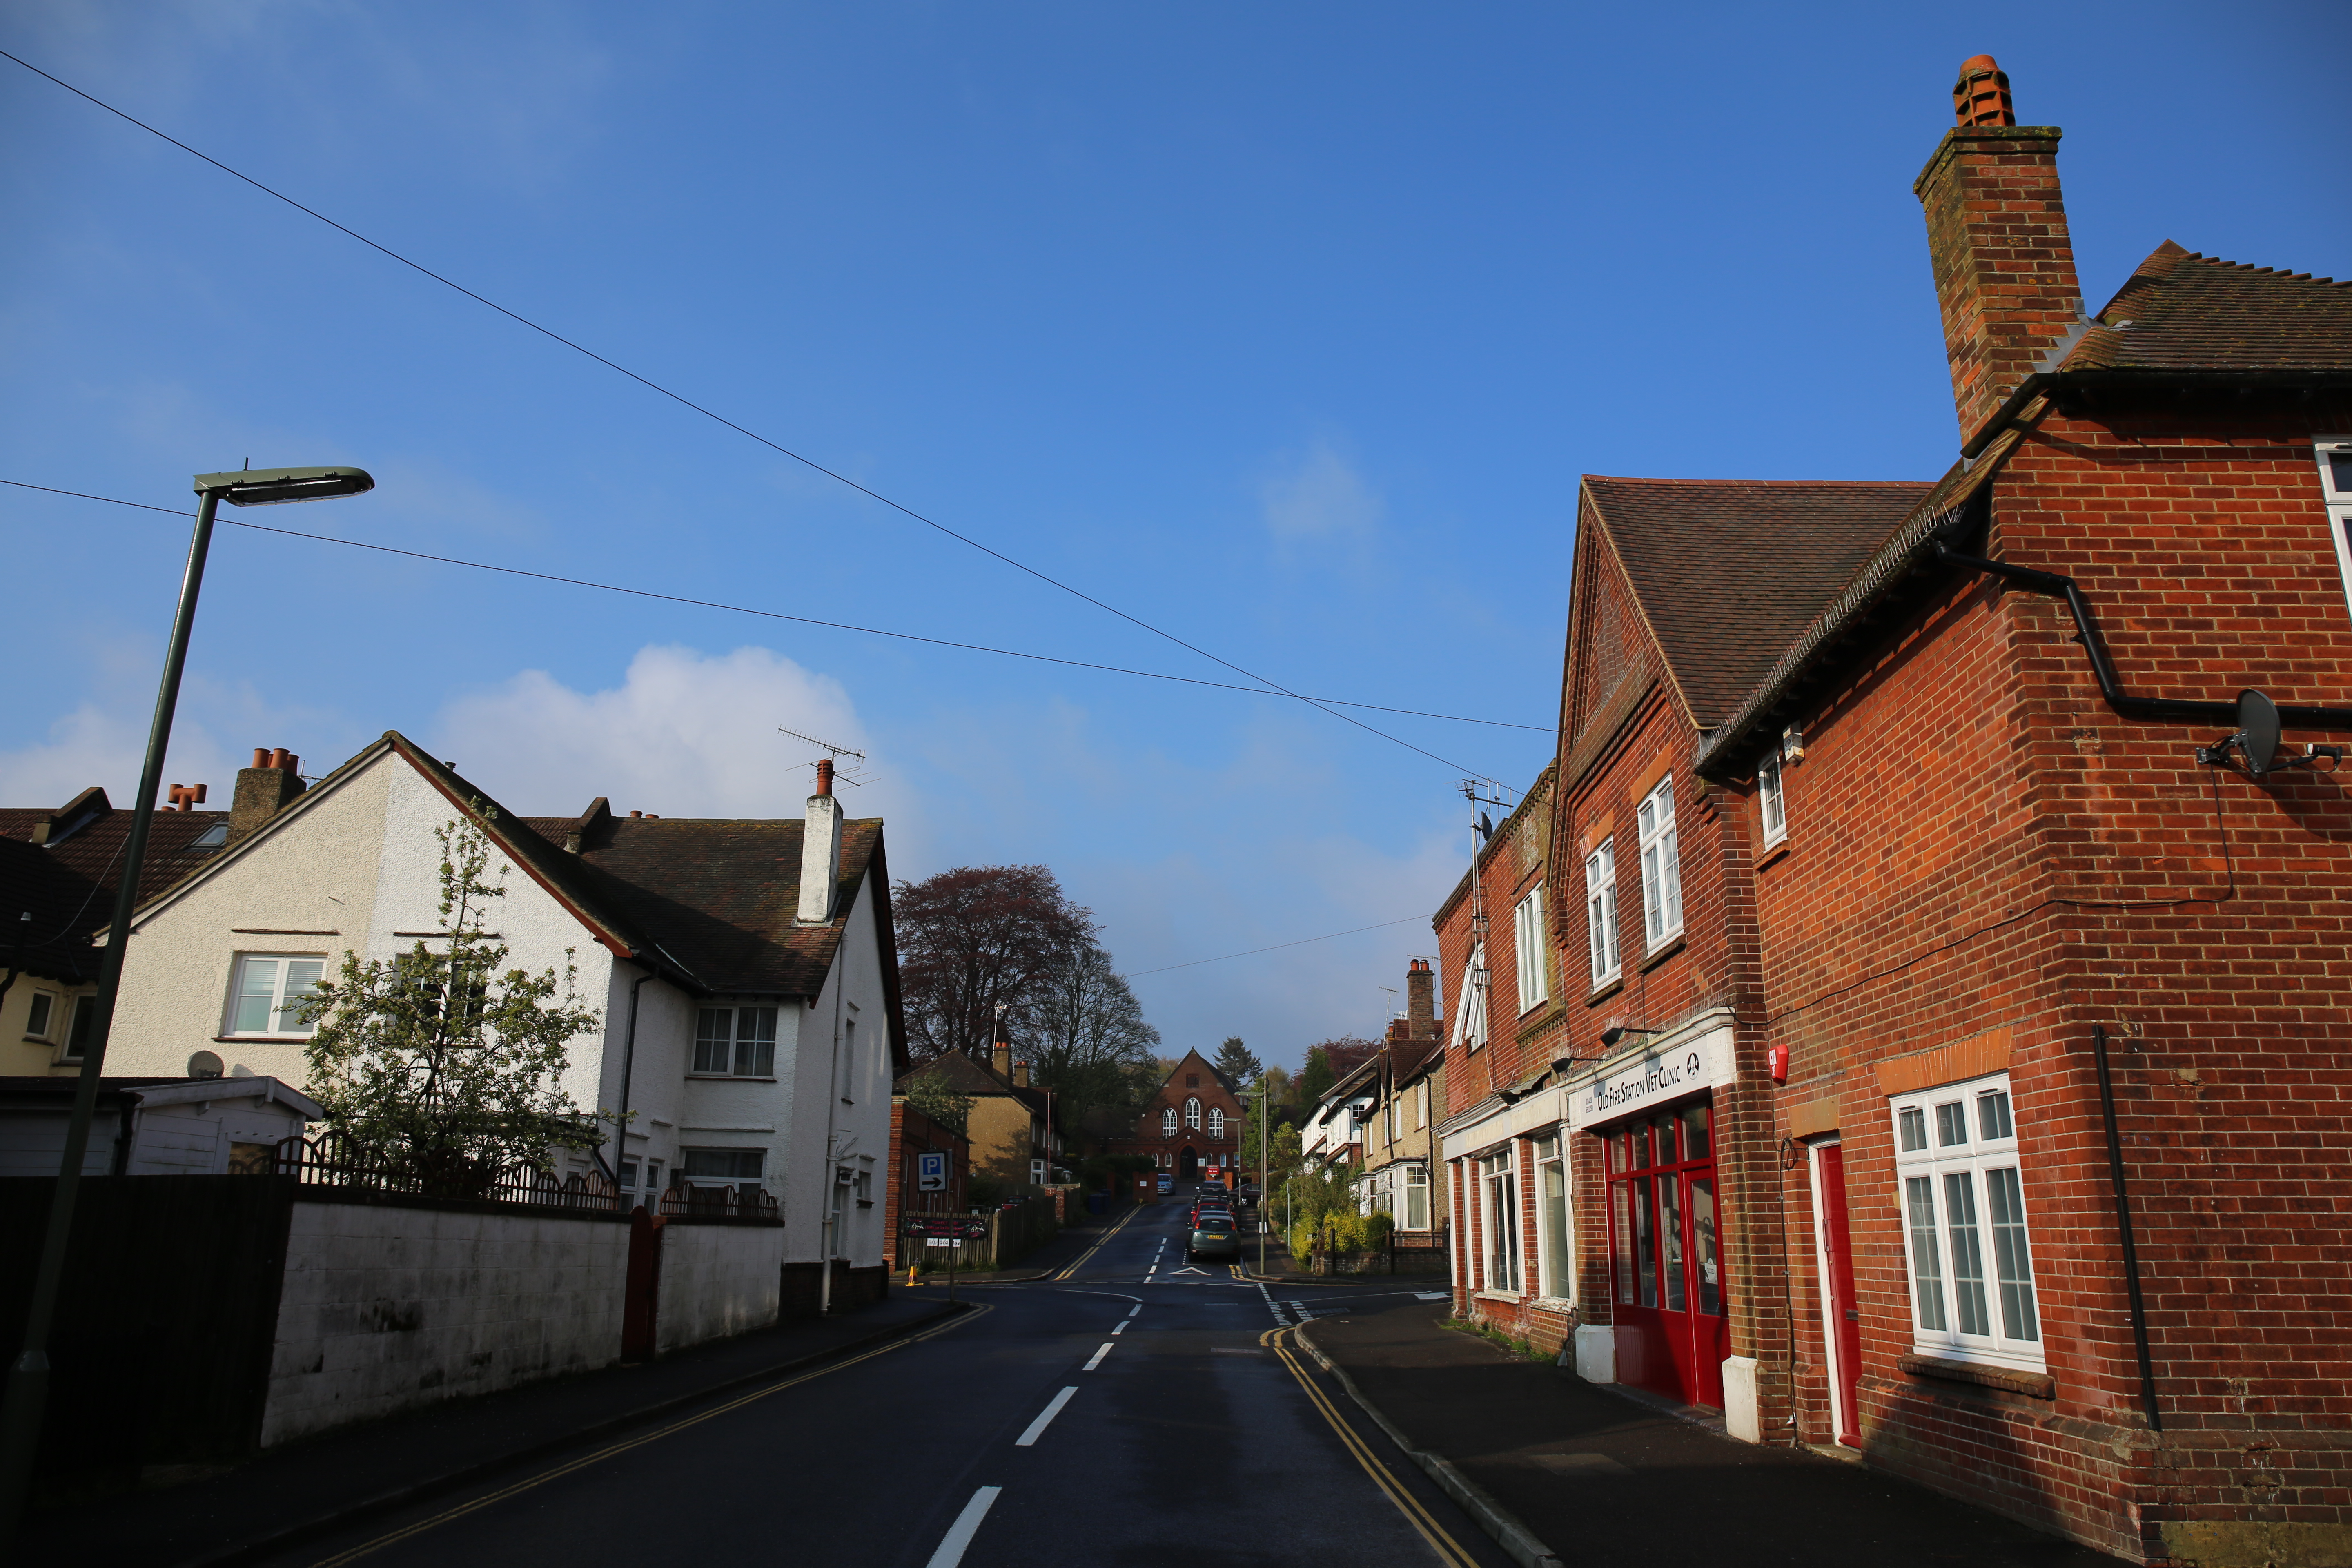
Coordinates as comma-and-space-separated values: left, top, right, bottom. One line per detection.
0, 465, 373, 1542
1242, 1083, 1272, 1277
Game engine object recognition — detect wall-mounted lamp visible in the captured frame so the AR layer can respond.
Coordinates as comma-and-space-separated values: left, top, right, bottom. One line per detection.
1599, 1025, 1664, 1049
1550, 1056, 1577, 1076
1780, 725, 1806, 766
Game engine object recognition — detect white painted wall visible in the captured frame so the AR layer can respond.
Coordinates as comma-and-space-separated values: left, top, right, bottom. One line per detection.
655, 1221, 786, 1354
105, 747, 615, 1132
781, 870, 893, 1268
263, 1200, 630, 1446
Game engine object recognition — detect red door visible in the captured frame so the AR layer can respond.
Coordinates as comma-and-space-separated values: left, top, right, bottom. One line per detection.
1605, 1099, 1728, 1408
1813, 1142, 1863, 1447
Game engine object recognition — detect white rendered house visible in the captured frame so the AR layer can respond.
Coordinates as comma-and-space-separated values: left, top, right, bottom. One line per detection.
101, 734, 909, 1306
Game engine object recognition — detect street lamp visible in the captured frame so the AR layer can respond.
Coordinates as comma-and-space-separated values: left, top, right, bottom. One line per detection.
1241, 1083, 1272, 1278
0, 464, 374, 1541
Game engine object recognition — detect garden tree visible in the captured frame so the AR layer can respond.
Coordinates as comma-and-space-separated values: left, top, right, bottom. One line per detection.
899, 1066, 974, 1134
1296, 1045, 1335, 1109
301, 812, 604, 1179
1259, 1063, 1295, 1119
893, 864, 1097, 1064
1030, 940, 1161, 1142
1295, 1036, 1375, 1114
1213, 1036, 1261, 1086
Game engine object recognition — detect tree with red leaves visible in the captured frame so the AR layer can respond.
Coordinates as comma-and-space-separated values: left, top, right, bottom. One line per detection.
893, 864, 1098, 1065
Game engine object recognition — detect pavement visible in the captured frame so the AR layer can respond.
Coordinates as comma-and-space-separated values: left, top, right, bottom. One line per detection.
1298, 1296, 2134, 1568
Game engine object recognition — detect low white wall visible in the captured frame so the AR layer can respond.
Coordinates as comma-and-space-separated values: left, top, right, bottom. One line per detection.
657, 1221, 786, 1354
263, 1198, 630, 1446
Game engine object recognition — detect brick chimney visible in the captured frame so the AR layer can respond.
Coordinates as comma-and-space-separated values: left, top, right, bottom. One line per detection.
795, 757, 843, 924
228, 748, 304, 846
1013, 1060, 1031, 1088
993, 1041, 1014, 1079
1914, 55, 2083, 452
1406, 958, 1435, 1038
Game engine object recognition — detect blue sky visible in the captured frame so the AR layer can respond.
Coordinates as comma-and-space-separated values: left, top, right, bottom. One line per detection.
3, 3, 2344, 1071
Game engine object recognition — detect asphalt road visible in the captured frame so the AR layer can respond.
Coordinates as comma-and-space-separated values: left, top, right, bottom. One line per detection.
261, 1191, 1510, 1568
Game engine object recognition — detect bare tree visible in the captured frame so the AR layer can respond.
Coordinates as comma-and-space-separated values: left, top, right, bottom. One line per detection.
893, 864, 1097, 1064
1030, 942, 1161, 1142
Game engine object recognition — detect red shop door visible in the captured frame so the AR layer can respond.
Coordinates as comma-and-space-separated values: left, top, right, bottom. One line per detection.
1811, 1141, 1863, 1447
1605, 1099, 1728, 1408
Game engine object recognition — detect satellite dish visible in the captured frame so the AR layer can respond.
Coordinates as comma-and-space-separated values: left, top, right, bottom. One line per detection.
187, 1049, 224, 1080
1477, 812, 1495, 841
2238, 689, 2282, 778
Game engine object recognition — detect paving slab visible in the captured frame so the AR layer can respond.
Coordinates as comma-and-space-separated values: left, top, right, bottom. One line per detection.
1301, 1298, 2133, 1568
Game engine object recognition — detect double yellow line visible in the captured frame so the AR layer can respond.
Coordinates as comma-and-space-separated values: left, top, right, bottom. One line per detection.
1263, 1325, 1481, 1568
309, 1304, 993, 1567
1049, 1201, 1143, 1281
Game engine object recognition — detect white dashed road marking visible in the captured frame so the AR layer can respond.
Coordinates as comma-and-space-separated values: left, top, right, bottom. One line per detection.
1083, 1343, 1113, 1371
1015, 1388, 1077, 1447
925, 1487, 1002, 1568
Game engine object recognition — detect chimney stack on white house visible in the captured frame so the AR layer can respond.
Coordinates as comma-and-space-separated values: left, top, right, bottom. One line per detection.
796, 757, 844, 924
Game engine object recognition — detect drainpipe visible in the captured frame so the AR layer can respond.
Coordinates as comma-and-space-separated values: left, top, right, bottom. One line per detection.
612, 968, 652, 1206
2091, 1025, 2162, 1432
1934, 545, 2352, 730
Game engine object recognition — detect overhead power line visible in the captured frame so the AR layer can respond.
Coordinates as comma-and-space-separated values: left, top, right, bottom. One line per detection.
0, 479, 1553, 734
1123, 915, 1428, 978
0, 49, 1503, 777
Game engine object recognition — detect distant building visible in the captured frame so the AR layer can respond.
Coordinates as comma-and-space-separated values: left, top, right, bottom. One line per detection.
1105, 1048, 1245, 1184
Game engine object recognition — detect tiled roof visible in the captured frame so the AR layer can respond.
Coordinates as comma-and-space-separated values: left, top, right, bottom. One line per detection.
0, 793, 232, 982
2070, 242, 2352, 372
1584, 477, 1936, 727
900, 1047, 1049, 1114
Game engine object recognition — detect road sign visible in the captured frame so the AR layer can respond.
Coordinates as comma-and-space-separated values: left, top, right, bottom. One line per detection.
917, 1151, 949, 1192
902, 1215, 989, 1240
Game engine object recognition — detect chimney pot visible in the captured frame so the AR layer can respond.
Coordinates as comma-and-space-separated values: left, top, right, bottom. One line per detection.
1952, 54, 2014, 127
630, 809, 643, 818
816, 758, 834, 797
1916, 58, 2079, 449
228, 749, 307, 846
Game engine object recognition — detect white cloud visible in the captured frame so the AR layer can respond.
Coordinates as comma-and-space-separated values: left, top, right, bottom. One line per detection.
1259, 438, 1383, 546
431, 644, 891, 822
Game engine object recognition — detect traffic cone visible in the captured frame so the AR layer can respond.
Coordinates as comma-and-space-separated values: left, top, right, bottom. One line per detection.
906, 1262, 918, 1287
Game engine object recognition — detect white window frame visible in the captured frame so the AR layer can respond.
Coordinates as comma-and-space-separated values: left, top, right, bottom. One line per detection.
1415, 1080, 1429, 1129
1207, 1107, 1224, 1140
23, 990, 57, 1042
1185, 1096, 1202, 1131
1160, 1106, 1179, 1138
224, 953, 327, 1038
1512, 884, 1550, 1013
2315, 437, 2352, 622
1890, 1071, 2044, 1372
1584, 839, 1621, 987
1637, 777, 1684, 950
691, 1004, 779, 1078
1758, 746, 1788, 848
1479, 1148, 1521, 1294
1403, 1164, 1430, 1230
1450, 945, 1488, 1053
1532, 1133, 1572, 1303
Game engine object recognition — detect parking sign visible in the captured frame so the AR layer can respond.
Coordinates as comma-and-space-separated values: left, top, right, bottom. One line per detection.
917, 1151, 948, 1192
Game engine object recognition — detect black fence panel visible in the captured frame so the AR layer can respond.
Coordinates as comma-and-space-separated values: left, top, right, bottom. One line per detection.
0, 1174, 295, 1496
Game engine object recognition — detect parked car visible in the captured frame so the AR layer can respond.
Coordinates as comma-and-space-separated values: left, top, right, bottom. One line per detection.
1187, 1213, 1241, 1262
1155, 1172, 1173, 1194
1187, 1197, 1230, 1226
1235, 1182, 1262, 1209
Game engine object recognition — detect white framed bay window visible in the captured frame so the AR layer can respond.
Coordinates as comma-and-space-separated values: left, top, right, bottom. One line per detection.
692, 1005, 778, 1078
1891, 1072, 2043, 1370
1637, 777, 1683, 949
1584, 839, 1621, 987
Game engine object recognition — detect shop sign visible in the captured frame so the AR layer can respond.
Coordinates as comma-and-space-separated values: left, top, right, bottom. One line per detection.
1568, 1022, 1734, 1131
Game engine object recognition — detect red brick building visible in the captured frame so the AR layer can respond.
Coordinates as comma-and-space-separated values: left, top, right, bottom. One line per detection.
1104, 1048, 1246, 1183
1440, 56, 2352, 1564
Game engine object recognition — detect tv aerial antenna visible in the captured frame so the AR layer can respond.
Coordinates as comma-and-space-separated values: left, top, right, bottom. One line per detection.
777, 725, 869, 786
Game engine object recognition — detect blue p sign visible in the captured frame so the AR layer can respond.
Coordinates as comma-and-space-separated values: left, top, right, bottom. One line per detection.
917, 1151, 949, 1192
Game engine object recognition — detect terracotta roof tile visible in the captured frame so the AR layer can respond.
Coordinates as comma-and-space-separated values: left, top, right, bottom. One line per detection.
2071, 243, 2352, 372
0, 797, 232, 982
1584, 477, 1936, 726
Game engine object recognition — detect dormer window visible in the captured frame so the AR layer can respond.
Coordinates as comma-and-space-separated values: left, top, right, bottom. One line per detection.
190, 822, 229, 849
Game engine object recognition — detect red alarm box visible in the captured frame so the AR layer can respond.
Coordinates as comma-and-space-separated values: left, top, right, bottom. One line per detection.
1767, 1043, 1789, 1084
